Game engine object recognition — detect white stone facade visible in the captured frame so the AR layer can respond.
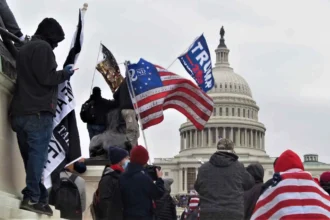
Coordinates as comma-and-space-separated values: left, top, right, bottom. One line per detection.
153, 29, 330, 195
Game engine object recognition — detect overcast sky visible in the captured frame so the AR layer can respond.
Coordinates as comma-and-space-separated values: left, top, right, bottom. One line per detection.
9, 0, 330, 163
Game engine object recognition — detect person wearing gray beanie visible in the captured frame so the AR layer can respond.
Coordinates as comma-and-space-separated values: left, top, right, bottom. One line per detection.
195, 138, 254, 219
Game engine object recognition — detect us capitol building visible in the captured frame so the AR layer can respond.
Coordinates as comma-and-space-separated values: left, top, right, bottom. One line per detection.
153, 27, 330, 195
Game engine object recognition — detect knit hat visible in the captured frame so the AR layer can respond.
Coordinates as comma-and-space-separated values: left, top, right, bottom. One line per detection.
217, 138, 234, 152
130, 145, 149, 165
73, 161, 86, 174
274, 150, 304, 173
108, 147, 129, 165
320, 171, 330, 184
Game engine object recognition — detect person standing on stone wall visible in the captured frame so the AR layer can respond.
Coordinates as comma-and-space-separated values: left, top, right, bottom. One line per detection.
113, 78, 140, 147
9, 18, 75, 216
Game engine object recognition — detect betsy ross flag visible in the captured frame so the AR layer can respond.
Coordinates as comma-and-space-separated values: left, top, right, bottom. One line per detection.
96, 44, 123, 93
43, 5, 87, 188
252, 169, 330, 220
126, 58, 214, 130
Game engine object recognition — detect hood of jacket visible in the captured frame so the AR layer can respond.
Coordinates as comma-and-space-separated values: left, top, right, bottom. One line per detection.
34, 18, 65, 49
275, 150, 304, 173
163, 178, 174, 193
246, 163, 264, 183
209, 151, 238, 167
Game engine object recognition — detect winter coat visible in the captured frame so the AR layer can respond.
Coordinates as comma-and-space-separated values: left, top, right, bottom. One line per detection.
155, 179, 176, 220
84, 95, 117, 125
96, 167, 123, 220
10, 32, 70, 116
113, 79, 134, 110
119, 163, 165, 220
195, 151, 254, 220
244, 163, 264, 220
154, 192, 176, 220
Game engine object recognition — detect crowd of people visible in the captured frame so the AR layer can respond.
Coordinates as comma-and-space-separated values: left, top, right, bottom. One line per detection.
3, 1, 330, 220
180, 138, 330, 220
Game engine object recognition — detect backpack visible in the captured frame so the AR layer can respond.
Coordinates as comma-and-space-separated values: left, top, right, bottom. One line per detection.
50, 174, 82, 219
90, 171, 112, 220
80, 100, 95, 123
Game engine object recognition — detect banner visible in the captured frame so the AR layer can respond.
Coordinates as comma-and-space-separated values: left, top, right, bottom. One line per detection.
43, 6, 86, 188
178, 34, 215, 92
96, 44, 123, 93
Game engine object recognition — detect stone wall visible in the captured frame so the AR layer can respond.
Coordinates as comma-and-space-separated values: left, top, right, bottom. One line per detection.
0, 68, 25, 198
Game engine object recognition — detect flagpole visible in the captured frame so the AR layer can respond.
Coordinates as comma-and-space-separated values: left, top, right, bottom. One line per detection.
90, 41, 102, 94
166, 34, 202, 70
124, 61, 151, 164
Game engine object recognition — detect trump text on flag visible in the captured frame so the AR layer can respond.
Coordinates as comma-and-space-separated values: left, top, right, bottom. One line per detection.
179, 34, 215, 93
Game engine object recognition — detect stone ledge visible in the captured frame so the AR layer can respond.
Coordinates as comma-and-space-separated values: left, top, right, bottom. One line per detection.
0, 191, 62, 219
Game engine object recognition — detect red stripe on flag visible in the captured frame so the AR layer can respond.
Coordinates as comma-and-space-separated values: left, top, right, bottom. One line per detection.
255, 199, 330, 220
281, 172, 314, 180
255, 185, 330, 211
142, 116, 164, 130
162, 78, 213, 102
281, 213, 330, 220
136, 86, 213, 111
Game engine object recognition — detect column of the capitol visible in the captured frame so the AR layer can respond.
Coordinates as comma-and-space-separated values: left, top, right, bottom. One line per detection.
0, 57, 25, 197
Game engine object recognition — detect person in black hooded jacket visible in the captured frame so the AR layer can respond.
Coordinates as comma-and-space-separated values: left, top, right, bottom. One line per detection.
10, 18, 75, 216
82, 87, 117, 139
244, 162, 264, 220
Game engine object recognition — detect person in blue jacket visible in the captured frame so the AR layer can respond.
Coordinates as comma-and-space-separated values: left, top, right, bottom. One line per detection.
120, 145, 165, 220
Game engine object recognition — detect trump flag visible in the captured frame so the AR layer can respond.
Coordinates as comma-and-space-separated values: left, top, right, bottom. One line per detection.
179, 34, 214, 92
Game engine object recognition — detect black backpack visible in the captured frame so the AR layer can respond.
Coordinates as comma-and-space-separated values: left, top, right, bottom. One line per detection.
90, 170, 115, 220
80, 100, 95, 123
50, 174, 82, 219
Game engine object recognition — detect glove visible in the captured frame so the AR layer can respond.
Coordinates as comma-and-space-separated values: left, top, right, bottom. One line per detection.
63, 64, 75, 76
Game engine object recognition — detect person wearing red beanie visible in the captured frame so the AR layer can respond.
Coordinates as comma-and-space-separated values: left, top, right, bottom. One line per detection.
120, 145, 165, 220
274, 149, 304, 173
320, 171, 330, 194
130, 145, 149, 166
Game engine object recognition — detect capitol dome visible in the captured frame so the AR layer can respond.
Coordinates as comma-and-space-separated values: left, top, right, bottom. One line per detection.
153, 27, 330, 195
178, 26, 266, 155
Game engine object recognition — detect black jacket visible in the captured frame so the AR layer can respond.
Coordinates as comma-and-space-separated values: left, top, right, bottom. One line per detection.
113, 79, 134, 110
119, 163, 165, 220
244, 163, 264, 220
84, 95, 117, 125
195, 151, 254, 220
10, 19, 69, 116
97, 167, 123, 220
155, 193, 177, 220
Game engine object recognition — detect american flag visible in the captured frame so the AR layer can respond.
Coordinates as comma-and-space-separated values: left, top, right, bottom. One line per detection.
126, 58, 214, 130
252, 169, 330, 220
